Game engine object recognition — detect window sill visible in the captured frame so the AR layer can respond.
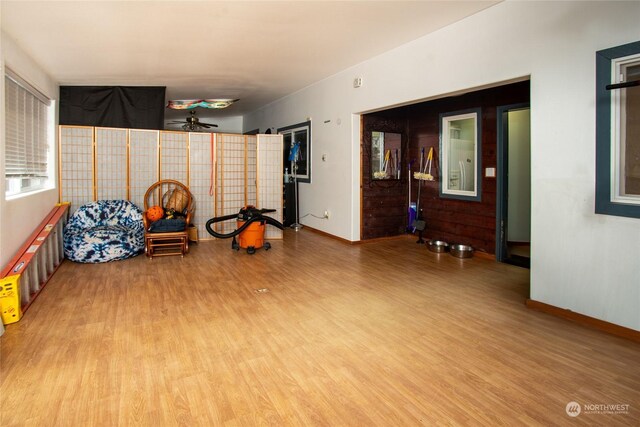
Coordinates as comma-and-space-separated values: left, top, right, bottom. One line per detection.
5, 186, 56, 202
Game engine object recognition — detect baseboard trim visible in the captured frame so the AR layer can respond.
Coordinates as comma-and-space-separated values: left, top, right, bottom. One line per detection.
355, 234, 413, 245
302, 228, 500, 258
302, 227, 415, 245
301, 226, 354, 244
525, 299, 640, 343
474, 251, 496, 261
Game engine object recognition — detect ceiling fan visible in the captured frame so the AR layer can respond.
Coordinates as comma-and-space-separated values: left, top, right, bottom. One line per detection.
168, 110, 219, 132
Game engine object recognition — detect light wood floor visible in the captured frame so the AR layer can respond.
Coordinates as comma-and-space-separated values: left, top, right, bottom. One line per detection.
1, 230, 638, 426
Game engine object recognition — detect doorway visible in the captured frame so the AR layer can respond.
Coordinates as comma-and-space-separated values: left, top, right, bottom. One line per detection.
496, 104, 531, 268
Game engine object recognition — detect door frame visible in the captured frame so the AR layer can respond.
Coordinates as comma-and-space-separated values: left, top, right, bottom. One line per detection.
496, 103, 530, 262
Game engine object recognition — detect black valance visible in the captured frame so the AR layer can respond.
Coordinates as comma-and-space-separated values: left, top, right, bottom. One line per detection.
59, 86, 166, 130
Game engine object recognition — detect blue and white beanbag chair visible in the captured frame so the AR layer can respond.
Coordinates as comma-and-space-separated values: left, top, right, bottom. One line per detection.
64, 200, 144, 263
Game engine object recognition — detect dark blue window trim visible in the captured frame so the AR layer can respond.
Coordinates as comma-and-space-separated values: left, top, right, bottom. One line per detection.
595, 40, 640, 218
439, 108, 482, 202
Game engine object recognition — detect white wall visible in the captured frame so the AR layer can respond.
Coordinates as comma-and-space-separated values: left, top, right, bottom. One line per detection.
243, 1, 640, 331
507, 109, 531, 243
0, 32, 59, 268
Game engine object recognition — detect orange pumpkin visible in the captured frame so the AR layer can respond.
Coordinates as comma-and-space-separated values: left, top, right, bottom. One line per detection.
146, 205, 164, 222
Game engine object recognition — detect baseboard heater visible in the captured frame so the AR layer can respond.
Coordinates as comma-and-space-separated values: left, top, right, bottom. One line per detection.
0, 203, 69, 325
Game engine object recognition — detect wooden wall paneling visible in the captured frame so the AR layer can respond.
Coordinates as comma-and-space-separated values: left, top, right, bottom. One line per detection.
361, 115, 408, 240
95, 128, 128, 201
160, 131, 188, 184
129, 129, 160, 210
359, 115, 364, 240
257, 134, 284, 239
188, 133, 215, 240
361, 80, 530, 252
59, 126, 94, 213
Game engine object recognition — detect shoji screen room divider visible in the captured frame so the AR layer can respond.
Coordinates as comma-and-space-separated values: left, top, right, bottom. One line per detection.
59, 126, 283, 240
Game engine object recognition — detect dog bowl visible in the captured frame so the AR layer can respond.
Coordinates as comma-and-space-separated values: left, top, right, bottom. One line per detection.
450, 244, 474, 258
427, 240, 450, 253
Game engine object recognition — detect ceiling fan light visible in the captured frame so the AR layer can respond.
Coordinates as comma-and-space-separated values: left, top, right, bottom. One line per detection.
202, 99, 239, 109
166, 99, 200, 109
167, 99, 238, 110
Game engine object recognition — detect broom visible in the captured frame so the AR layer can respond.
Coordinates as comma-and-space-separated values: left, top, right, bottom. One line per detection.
412, 148, 426, 242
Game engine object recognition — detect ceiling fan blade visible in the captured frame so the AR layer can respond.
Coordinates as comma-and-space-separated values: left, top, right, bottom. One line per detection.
199, 122, 219, 127
168, 120, 187, 124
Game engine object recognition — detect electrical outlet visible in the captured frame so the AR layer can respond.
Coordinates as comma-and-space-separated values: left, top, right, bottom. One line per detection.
324, 210, 330, 219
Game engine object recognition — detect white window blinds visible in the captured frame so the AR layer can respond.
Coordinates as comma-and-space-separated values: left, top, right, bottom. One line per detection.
4, 71, 51, 196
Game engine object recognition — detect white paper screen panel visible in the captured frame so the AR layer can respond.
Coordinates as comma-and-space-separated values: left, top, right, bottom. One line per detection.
59, 127, 283, 242
59, 126, 94, 213
257, 134, 283, 239
216, 134, 246, 234
246, 135, 257, 207
95, 128, 128, 201
189, 133, 215, 240
160, 132, 188, 184
129, 129, 159, 209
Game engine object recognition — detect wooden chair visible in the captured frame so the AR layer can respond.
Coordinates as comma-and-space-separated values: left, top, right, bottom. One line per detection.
143, 180, 194, 258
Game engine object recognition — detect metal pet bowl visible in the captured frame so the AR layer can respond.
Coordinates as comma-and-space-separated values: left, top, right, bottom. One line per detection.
427, 240, 450, 253
450, 244, 474, 258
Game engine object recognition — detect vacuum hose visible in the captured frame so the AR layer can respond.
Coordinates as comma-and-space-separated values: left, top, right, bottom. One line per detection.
205, 207, 284, 239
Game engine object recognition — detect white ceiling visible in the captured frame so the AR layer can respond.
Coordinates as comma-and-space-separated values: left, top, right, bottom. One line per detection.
1, 1, 499, 120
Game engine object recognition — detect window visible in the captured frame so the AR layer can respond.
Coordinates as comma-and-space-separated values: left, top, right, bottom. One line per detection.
279, 121, 311, 183
439, 108, 482, 201
596, 40, 640, 217
4, 70, 53, 197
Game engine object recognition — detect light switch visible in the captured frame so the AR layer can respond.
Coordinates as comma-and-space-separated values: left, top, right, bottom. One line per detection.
485, 167, 496, 178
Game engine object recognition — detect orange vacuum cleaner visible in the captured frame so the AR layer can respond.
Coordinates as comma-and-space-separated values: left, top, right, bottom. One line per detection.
205, 206, 284, 254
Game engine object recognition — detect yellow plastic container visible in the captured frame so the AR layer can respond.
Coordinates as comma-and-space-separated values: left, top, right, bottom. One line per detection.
0, 275, 22, 325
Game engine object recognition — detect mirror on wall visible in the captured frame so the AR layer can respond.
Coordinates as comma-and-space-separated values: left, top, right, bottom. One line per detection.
371, 131, 402, 180
440, 109, 482, 201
